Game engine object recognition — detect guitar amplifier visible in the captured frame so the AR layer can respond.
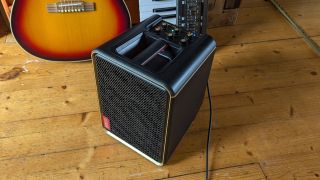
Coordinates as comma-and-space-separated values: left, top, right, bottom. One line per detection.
92, 15, 216, 165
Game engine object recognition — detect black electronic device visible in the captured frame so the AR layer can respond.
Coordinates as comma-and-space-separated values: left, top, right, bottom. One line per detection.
177, 0, 208, 35
92, 15, 216, 166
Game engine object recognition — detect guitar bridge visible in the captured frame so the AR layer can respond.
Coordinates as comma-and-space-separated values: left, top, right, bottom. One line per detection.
47, 1, 95, 13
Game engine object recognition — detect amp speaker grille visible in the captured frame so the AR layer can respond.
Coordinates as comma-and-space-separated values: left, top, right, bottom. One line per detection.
95, 56, 169, 162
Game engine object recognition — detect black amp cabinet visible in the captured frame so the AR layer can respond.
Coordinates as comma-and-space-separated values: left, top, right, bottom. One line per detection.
92, 15, 216, 166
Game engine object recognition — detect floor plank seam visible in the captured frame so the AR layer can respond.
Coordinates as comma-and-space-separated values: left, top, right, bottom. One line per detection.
216, 37, 303, 48
201, 103, 260, 112
212, 56, 319, 71
0, 110, 99, 124
189, 112, 320, 133
160, 162, 259, 179
258, 161, 269, 180
211, 80, 320, 98
0, 83, 97, 94
0, 141, 118, 162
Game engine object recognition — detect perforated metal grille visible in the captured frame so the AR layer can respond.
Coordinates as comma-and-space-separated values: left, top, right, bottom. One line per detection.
94, 55, 169, 163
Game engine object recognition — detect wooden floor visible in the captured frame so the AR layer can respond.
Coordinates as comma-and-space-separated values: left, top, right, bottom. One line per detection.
277, 0, 320, 38
1, 0, 320, 179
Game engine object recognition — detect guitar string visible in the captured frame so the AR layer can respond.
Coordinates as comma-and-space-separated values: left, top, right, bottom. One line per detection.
69, 0, 72, 12
60, 0, 62, 12
61, 0, 64, 12
71, 0, 74, 12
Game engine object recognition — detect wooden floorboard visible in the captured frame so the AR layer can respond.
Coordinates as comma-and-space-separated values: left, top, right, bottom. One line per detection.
313, 36, 320, 44
2, 38, 319, 123
1, 0, 320, 179
209, 4, 300, 46
261, 152, 320, 179
213, 38, 316, 69
164, 163, 266, 180
275, 0, 320, 51
240, 0, 271, 8
1, 112, 320, 179
276, 0, 320, 37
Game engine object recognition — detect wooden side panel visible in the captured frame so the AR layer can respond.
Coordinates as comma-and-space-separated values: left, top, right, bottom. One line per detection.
125, 0, 139, 24
0, 0, 10, 26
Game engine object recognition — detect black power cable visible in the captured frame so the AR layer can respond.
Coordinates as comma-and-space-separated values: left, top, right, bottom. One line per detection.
206, 82, 213, 180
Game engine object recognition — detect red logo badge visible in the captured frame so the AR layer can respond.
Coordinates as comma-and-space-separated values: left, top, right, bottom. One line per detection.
102, 114, 111, 130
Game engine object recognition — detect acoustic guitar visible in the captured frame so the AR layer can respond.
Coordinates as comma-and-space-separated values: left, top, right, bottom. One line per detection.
10, 0, 131, 61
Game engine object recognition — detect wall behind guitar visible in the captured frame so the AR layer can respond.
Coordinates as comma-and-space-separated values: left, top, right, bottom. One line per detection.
139, 0, 176, 24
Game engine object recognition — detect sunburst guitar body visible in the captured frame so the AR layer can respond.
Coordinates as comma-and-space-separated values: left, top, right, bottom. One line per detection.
10, 0, 131, 61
